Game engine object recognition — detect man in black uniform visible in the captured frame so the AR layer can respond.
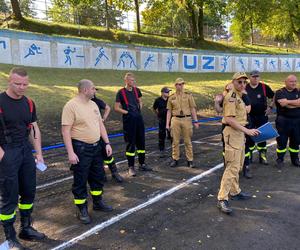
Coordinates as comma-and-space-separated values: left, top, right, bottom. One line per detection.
0, 67, 45, 249
92, 95, 123, 183
153, 87, 171, 158
275, 75, 300, 167
246, 70, 274, 165
114, 72, 152, 177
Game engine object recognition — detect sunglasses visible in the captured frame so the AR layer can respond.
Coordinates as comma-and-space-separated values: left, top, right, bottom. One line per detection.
237, 80, 247, 84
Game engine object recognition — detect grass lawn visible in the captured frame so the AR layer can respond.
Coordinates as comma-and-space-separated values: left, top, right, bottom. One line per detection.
0, 63, 298, 144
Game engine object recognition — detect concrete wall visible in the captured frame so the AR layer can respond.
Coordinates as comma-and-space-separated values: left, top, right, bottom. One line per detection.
1, 29, 300, 73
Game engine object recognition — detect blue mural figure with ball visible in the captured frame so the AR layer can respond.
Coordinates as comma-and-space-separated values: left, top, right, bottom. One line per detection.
117, 51, 137, 69
220, 56, 230, 72
166, 53, 175, 71
269, 59, 277, 70
144, 54, 155, 69
0, 41, 6, 50
254, 59, 261, 69
94, 47, 109, 66
64, 46, 76, 65
283, 60, 291, 70
238, 58, 246, 71
24, 44, 42, 59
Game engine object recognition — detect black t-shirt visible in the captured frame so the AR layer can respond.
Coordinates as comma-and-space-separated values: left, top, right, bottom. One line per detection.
275, 87, 300, 118
246, 82, 274, 116
0, 92, 37, 145
116, 87, 142, 114
91, 96, 106, 114
153, 96, 168, 119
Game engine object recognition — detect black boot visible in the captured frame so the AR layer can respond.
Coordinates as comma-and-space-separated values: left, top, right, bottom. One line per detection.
93, 196, 113, 212
291, 158, 300, 167
111, 170, 124, 183
243, 165, 252, 179
4, 224, 25, 250
139, 164, 153, 171
170, 159, 178, 168
18, 216, 45, 241
76, 203, 91, 224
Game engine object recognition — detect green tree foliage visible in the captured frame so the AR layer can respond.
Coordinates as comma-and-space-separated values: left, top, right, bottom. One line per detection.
0, 0, 9, 13
49, 0, 124, 28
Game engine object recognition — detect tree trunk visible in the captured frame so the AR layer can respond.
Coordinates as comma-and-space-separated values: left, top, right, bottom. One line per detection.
10, 0, 22, 20
186, 2, 198, 40
134, 0, 141, 33
104, 0, 110, 30
250, 17, 254, 45
197, 0, 204, 41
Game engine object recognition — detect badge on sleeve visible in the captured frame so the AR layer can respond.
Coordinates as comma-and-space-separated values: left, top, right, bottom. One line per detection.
229, 92, 236, 102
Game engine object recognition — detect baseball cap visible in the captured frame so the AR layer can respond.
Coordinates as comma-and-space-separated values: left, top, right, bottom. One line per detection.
175, 78, 185, 84
249, 70, 260, 77
161, 87, 171, 93
232, 72, 248, 80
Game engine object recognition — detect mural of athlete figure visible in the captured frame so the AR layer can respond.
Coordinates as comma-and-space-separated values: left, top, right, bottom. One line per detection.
166, 53, 175, 71
117, 51, 137, 69
0, 41, 6, 49
144, 54, 155, 69
24, 44, 42, 59
95, 47, 109, 67
220, 56, 230, 72
64, 46, 76, 65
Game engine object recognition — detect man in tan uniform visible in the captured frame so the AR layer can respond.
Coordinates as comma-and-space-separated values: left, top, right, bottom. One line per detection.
166, 78, 199, 168
217, 72, 260, 214
62, 79, 113, 224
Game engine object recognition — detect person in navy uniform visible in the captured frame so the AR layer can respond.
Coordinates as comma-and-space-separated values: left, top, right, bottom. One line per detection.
275, 75, 300, 168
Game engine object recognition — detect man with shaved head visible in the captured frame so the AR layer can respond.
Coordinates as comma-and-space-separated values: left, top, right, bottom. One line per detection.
62, 79, 113, 224
275, 75, 300, 168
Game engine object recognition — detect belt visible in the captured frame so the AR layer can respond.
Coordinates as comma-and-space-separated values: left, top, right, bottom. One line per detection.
175, 115, 191, 118
72, 139, 99, 147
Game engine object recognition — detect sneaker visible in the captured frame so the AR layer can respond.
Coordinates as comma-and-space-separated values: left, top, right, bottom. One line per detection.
139, 164, 153, 171
231, 192, 251, 201
170, 159, 178, 168
217, 200, 232, 214
128, 166, 136, 177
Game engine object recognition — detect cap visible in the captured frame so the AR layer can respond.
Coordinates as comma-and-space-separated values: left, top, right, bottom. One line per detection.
175, 78, 185, 84
249, 70, 260, 77
232, 72, 248, 80
161, 87, 171, 93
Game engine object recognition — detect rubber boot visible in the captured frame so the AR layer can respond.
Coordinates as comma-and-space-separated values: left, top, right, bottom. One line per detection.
242, 165, 252, 179
92, 196, 113, 212
18, 216, 45, 241
4, 224, 25, 250
76, 203, 91, 224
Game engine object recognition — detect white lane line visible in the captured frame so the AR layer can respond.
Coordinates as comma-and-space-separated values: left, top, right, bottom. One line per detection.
51, 141, 276, 250
37, 133, 222, 190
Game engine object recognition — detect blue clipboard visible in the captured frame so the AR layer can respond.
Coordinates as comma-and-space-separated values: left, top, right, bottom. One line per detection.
251, 122, 279, 144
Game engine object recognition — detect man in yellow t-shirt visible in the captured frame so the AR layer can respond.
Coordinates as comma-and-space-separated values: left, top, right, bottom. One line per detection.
61, 79, 113, 224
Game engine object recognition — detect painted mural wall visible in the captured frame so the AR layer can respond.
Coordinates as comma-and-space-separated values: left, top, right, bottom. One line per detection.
1, 30, 300, 73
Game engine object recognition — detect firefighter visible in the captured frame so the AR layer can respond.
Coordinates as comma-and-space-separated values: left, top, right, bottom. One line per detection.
0, 67, 45, 249
246, 70, 274, 166
275, 75, 300, 168
114, 72, 152, 177
92, 95, 123, 183
217, 72, 259, 214
153, 87, 172, 158
62, 79, 113, 225
166, 78, 199, 168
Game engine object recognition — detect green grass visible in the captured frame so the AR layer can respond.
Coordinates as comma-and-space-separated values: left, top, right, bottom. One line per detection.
3, 17, 300, 54
0, 63, 298, 144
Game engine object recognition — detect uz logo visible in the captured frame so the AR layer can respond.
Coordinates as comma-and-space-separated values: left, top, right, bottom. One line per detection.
202, 56, 215, 70
183, 55, 197, 70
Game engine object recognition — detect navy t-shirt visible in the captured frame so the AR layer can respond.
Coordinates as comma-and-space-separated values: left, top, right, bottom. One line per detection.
0, 92, 37, 144
246, 83, 274, 116
116, 87, 142, 114
275, 87, 300, 118
153, 96, 168, 119
91, 96, 106, 114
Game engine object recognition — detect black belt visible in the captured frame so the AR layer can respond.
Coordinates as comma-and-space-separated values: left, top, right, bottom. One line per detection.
72, 139, 100, 147
175, 115, 191, 118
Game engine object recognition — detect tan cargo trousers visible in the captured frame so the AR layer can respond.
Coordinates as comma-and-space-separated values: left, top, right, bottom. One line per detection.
170, 117, 193, 161
218, 126, 245, 201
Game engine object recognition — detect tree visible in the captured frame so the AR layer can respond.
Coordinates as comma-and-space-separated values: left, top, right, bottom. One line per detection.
0, 0, 9, 13
10, 0, 22, 20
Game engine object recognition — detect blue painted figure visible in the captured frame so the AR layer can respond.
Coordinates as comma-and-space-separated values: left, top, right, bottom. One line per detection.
0, 41, 6, 50
283, 60, 291, 70
269, 59, 276, 70
144, 54, 155, 69
254, 59, 261, 69
296, 62, 300, 70
117, 51, 137, 69
220, 56, 230, 72
64, 46, 76, 65
166, 53, 175, 71
24, 44, 42, 59
94, 47, 109, 66
238, 58, 246, 71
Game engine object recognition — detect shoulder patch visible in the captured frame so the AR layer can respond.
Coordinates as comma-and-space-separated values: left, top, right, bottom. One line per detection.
231, 92, 236, 98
